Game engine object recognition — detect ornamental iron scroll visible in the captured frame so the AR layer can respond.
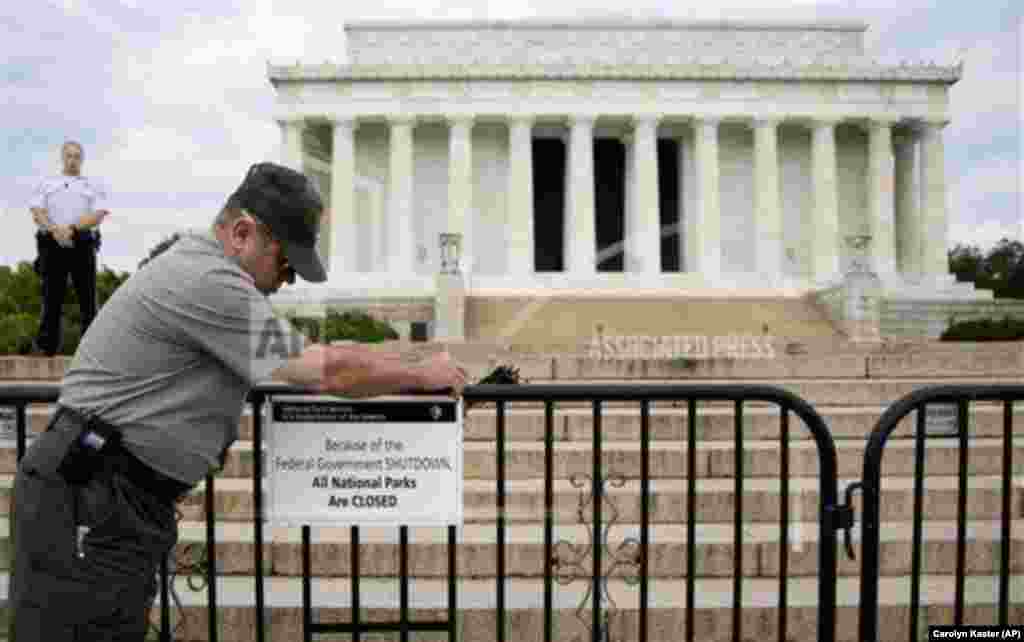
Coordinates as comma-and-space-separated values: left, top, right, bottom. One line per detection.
146, 509, 213, 639
551, 472, 642, 642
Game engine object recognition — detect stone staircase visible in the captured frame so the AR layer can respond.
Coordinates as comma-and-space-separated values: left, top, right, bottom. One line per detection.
0, 341, 1022, 641
880, 297, 1024, 339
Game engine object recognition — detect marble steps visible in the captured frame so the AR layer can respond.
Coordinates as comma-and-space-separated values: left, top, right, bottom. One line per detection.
0, 573, 1015, 642
1, 475, 1015, 526
497, 377, 1023, 408
2, 341, 1022, 385
3, 436, 1017, 484
5, 399, 1022, 445
1, 518, 1021, 580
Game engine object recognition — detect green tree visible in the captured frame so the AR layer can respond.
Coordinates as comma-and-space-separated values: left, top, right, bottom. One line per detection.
285, 310, 398, 344
0, 260, 131, 355
0, 262, 43, 317
1009, 258, 1024, 296
948, 243, 984, 283
983, 239, 1023, 277
97, 266, 132, 303
984, 238, 1024, 298
0, 313, 37, 355
947, 239, 1024, 299
0, 262, 45, 354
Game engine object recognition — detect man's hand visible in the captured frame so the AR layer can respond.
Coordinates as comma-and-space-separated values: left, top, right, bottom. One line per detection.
79, 210, 110, 228
31, 208, 50, 227
51, 224, 74, 246
414, 351, 469, 396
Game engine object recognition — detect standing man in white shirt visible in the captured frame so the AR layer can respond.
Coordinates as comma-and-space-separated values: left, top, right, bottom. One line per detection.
29, 141, 111, 356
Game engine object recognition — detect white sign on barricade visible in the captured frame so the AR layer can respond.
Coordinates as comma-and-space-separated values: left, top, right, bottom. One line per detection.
924, 403, 959, 437
264, 395, 462, 527
0, 406, 17, 446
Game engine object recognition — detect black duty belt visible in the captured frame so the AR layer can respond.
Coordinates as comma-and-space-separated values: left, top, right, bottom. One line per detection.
36, 229, 100, 244
55, 406, 193, 504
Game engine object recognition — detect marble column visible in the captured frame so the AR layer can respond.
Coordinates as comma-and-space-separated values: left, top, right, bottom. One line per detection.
920, 120, 950, 279
811, 118, 840, 282
893, 130, 919, 275
677, 130, 692, 271
328, 118, 355, 275
507, 117, 535, 275
622, 134, 634, 270
278, 118, 305, 171
690, 117, 721, 279
867, 118, 897, 278
566, 116, 597, 275
628, 115, 661, 274
753, 118, 782, 279
448, 116, 474, 274
388, 117, 415, 273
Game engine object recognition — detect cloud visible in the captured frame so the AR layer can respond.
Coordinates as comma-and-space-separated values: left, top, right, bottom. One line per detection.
942, 38, 1020, 148
86, 125, 260, 199
949, 156, 1020, 219
0, 203, 41, 268
948, 218, 1021, 250
98, 205, 211, 266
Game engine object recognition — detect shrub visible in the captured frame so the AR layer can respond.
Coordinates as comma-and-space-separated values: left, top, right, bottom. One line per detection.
0, 314, 38, 355
286, 310, 399, 344
61, 324, 83, 356
0, 262, 131, 355
0, 262, 42, 317
940, 316, 1024, 341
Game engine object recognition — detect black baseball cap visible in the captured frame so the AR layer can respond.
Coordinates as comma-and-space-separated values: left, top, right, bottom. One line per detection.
227, 162, 327, 283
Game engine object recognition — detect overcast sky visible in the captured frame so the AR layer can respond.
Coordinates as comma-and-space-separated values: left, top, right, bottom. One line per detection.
2, 0, 1021, 273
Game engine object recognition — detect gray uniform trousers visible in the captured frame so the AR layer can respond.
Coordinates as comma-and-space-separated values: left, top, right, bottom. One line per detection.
11, 412, 178, 641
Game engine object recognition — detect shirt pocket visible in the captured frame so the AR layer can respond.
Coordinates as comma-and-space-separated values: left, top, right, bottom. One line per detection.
79, 183, 98, 208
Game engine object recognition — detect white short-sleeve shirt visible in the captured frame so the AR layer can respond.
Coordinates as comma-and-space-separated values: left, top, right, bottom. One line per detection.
29, 175, 108, 226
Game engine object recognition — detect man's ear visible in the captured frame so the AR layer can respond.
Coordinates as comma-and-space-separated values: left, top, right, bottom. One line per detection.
227, 216, 256, 252
240, 211, 266, 239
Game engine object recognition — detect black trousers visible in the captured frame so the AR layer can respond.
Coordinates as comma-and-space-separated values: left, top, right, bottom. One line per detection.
11, 411, 178, 641
35, 232, 99, 355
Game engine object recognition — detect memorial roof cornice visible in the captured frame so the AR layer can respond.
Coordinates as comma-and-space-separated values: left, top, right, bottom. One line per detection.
342, 18, 869, 32
268, 62, 962, 84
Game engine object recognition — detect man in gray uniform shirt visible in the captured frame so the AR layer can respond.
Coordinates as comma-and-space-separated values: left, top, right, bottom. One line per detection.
11, 162, 468, 641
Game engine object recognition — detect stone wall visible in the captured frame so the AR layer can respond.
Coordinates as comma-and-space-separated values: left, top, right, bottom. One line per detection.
345, 21, 866, 66
465, 295, 841, 351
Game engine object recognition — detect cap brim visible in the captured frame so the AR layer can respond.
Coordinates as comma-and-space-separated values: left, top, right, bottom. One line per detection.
281, 240, 327, 283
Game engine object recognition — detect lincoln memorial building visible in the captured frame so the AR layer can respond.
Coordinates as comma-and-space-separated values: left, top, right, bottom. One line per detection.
266, 19, 1005, 347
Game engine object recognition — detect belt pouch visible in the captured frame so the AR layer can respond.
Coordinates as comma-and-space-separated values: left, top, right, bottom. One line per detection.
56, 417, 121, 485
